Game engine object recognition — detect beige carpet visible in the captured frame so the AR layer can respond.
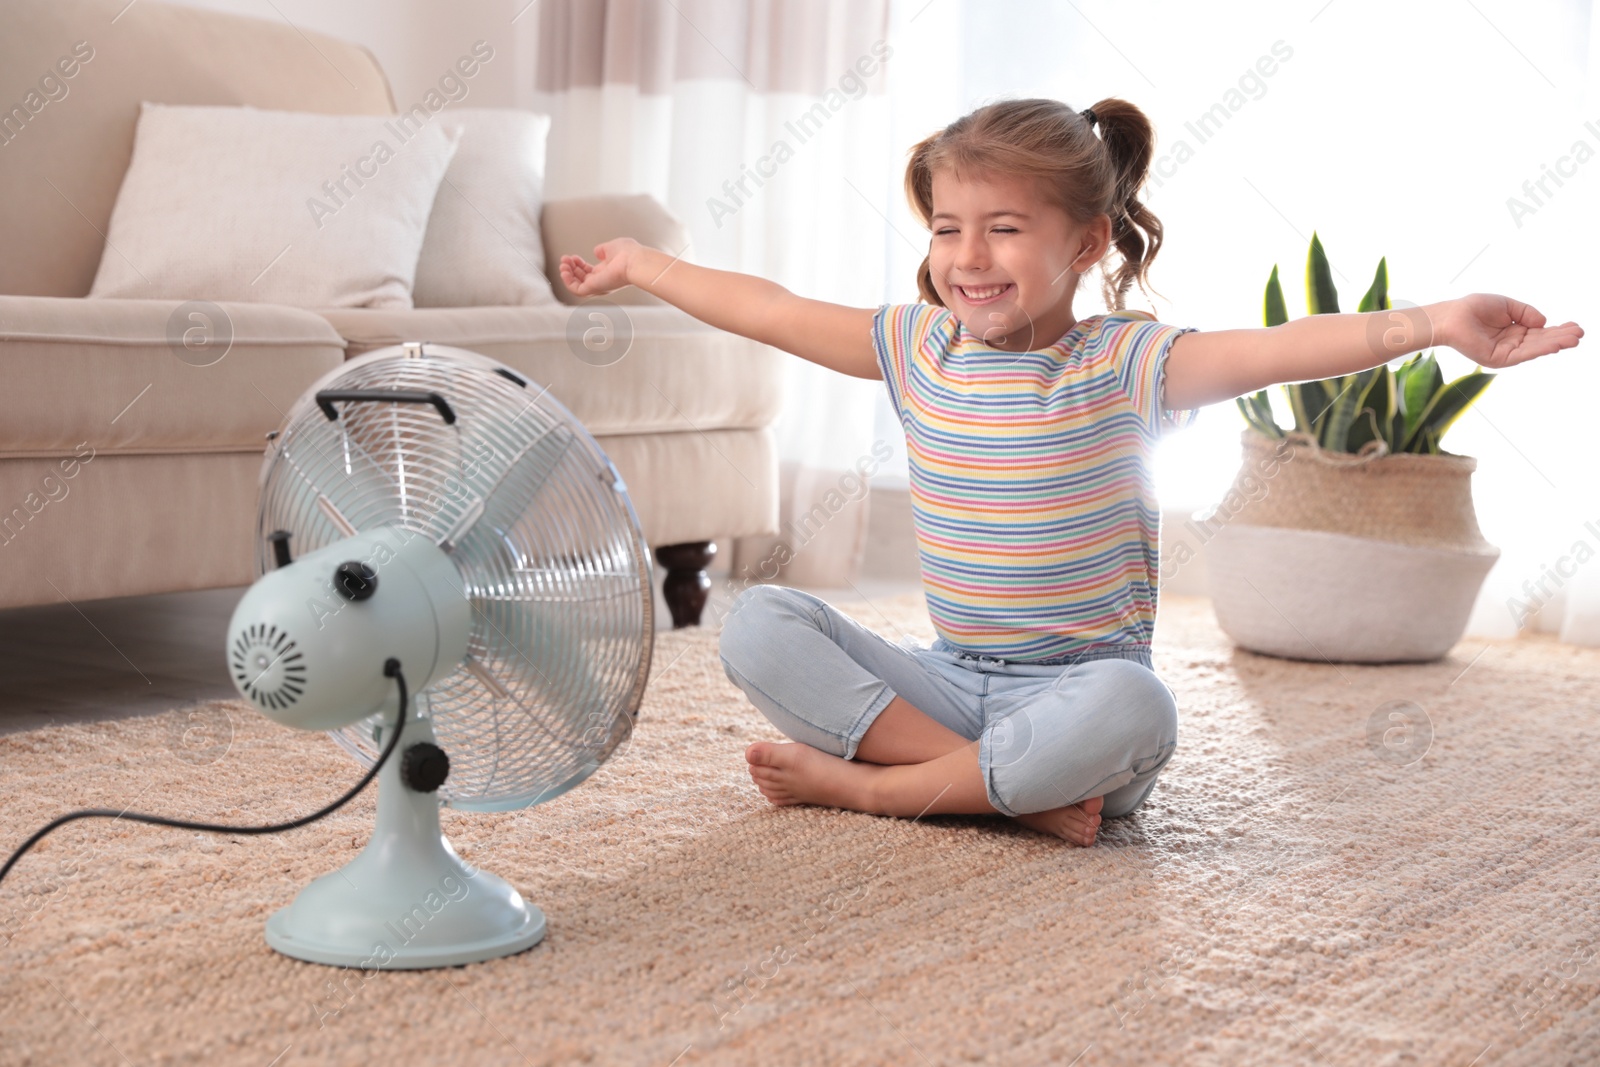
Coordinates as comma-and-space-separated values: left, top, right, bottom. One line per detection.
2, 592, 1597, 1066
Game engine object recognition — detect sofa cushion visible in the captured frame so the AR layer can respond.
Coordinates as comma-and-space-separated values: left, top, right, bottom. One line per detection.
0, 296, 346, 457
0, 0, 394, 300
0, 452, 265, 610
596, 428, 779, 548
541, 194, 694, 307
414, 109, 557, 308
316, 304, 784, 437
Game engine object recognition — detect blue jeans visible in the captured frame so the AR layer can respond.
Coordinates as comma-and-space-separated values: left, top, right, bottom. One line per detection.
717, 586, 1179, 818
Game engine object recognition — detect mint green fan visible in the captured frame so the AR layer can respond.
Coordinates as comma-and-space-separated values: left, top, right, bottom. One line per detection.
226, 342, 654, 968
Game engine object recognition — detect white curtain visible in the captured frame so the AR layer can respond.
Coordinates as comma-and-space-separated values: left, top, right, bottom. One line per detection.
874, 0, 1599, 646
1542, 0, 1600, 646
529, 0, 893, 587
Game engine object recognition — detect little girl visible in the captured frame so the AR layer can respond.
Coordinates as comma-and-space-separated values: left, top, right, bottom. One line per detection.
560, 97, 1583, 847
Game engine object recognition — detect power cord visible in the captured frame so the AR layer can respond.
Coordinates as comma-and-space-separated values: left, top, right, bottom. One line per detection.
0, 658, 409, 889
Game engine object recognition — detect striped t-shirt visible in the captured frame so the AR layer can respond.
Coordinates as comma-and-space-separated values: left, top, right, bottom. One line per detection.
872, 303, 1199, 662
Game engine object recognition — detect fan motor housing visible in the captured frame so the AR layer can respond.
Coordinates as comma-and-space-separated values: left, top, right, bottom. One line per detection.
226, 526, 471, 731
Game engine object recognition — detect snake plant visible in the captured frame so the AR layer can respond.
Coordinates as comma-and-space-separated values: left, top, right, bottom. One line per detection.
1234, 233, 1494, 455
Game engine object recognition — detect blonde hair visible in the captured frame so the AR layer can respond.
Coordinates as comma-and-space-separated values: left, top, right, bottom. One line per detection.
904, 97, 1165, 312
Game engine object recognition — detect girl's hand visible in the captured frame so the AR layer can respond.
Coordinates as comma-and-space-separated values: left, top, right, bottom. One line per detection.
1438, 294, 1584, 369
559, 238, 641, 298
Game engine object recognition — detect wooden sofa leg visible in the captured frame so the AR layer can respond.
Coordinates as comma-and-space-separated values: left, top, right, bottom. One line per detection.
655, 541, 716, 628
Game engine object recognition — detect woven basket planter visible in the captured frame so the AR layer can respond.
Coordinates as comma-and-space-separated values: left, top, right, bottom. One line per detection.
1200, 430, 1500, 663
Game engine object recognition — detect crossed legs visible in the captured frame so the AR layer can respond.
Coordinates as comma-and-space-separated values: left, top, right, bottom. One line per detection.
719, 586, 1174, 848
744, 695, 1105, 847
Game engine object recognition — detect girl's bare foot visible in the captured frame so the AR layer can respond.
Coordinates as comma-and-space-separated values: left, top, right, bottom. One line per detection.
1013, 795, 1104, 847
745, 741, 880, 811
746, 741, 1106, 846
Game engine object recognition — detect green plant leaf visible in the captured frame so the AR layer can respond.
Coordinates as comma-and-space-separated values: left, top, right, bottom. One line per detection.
1399, 352, 1444, 442
1236, 396, 1282, 438
1344, 367, 1394, 453
1312, 377, 1342, 430
1392, 356, 1417, 446
1401, 370, 1495, 453
1313, 367, 1381, 452
1248, 390, 1284, 437
1356, 257, 1389, 314
1306, 232, 1340, 315
1348, 406, 1383, 452
1287, 379, 1333, 438
1320, 373, 1364, 450
1286, 384, 1309, 435
1352, 364, 1387, 413
1392, 352, 1419, 396
1235, 396, 1257, 433
1254, 390, 1280, 435
1264, 266, 1288, 327
1370, 368, 1397, 450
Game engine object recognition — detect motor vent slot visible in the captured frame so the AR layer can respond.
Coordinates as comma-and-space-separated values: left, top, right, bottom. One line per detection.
231, 622, 307, 710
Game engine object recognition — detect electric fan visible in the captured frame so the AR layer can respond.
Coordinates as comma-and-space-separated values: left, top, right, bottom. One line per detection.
226, 341, 653, 968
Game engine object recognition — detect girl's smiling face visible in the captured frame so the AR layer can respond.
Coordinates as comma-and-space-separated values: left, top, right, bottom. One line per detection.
927, 168, 1110, 351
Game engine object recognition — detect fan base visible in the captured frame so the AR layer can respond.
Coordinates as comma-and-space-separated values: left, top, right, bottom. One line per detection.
264, 712, 546, 969
265, 892, 545, 970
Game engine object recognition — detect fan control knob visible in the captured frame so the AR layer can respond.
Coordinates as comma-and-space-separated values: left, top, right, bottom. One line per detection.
401, 742, 450, 793
333, 561, 378, 601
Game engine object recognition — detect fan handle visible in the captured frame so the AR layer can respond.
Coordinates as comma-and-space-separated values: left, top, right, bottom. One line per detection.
316, 389, 457, 426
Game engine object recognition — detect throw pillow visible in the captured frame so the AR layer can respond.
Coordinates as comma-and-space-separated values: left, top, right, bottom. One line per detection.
88, 103, 461, 309
412, 108, 556, 307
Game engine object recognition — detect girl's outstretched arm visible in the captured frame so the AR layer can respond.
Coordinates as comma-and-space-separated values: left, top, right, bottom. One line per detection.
559, 238, 882, 380
1162, 294, 1584, 411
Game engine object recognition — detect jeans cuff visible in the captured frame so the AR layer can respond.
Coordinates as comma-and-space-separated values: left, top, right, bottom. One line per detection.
840, 681, 897, 761
978, 728, 1021, 817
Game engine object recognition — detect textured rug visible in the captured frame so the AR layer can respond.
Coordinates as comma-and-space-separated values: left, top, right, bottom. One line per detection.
1, 592, 1597, 1066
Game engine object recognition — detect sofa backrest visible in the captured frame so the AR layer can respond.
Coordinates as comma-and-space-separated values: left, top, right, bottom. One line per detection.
0, 0, 395, 298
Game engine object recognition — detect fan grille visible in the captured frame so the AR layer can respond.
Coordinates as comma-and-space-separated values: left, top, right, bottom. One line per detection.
255, 345, 654, 811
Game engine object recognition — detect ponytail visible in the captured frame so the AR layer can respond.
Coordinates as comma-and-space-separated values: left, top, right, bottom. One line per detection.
1087, 97, 1165, 311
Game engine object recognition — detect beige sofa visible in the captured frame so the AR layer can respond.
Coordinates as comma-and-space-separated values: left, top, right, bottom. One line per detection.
0, 0, 781, 624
